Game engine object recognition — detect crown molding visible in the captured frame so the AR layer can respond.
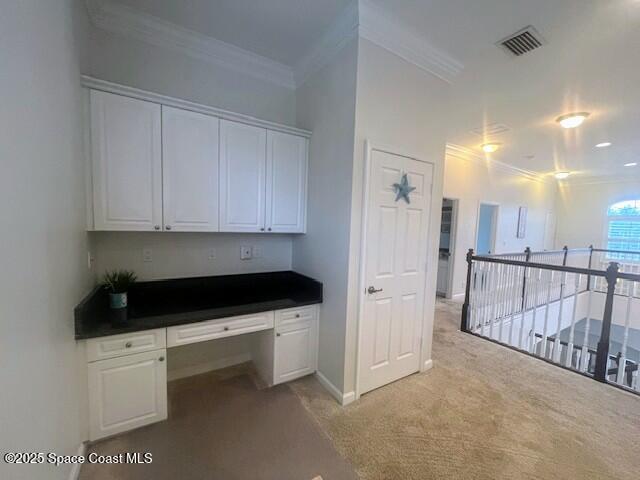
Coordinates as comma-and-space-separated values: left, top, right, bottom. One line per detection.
558, 174, 640, 187
445, 144, 552, 184
357, 0, 464, 84
294, 2, 360, 87
85, 0, 295, 89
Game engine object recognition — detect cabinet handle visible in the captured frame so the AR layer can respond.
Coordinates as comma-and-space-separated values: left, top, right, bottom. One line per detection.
165, 225, 172, 231
125, 342, 132, 348
154, 225, 160, 231
159, 356, 164, 362
260, 227, 265, 231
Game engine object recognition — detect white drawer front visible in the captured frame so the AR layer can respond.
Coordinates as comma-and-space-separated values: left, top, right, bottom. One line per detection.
275, 305, 316, 328
167, 311, 274, 347
86, 329, 166, 362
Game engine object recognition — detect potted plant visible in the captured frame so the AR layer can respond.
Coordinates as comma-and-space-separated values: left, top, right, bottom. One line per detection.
102, 270, 137, 325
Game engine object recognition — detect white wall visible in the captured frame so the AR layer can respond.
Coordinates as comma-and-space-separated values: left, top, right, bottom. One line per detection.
92, 233, 292, 281
556, 179, 640, 249
345, 39, 451, 394
444, 153, 558, 297
0, 1, 93, 479
293, 38, 359, 394
83, 17, 296, 125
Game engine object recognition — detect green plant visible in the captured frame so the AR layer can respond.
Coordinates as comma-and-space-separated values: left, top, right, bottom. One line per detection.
102, 270, 137, 294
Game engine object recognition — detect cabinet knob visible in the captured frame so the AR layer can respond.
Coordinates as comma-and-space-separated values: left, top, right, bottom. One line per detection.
295, 314, 300, 318
260, 227, 265, 231
159, 356, 165, 362
154, 225, 160, 231
165, 225, 172, 231
125, 342, 132, 348
268, 228, 272, 232
224, 326, 229, 331
276, 333, 281, 337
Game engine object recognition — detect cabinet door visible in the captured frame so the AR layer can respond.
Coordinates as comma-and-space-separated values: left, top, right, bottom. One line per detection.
274, 310, 318, 385
90, 90, 162, 231
162, 106, 219, 232
88, 350, 167, 441
219, 120, 267, 232
266, 131, 308, 233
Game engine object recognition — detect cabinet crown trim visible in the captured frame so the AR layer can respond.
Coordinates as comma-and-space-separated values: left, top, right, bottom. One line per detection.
81, 76, 312, 138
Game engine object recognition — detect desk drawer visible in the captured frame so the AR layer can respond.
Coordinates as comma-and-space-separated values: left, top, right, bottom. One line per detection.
275, 305, 316, 328
167, 311, 275, 347
86, 329, 166, 362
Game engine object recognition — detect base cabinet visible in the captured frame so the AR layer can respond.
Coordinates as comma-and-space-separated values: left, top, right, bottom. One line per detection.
88, 349, 167, 441
273, 306, 318, 385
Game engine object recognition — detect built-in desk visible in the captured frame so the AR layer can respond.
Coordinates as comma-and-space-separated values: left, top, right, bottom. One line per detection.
74, 271, 322, 441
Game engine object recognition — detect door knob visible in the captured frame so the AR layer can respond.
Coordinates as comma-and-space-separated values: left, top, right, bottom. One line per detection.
367, 286, 383, 294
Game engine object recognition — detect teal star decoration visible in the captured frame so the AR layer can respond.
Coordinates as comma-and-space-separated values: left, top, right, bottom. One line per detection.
392, 173, 416, 204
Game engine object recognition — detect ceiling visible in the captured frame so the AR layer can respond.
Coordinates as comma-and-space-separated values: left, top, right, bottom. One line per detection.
105, 0, 640, 181
369, 0, 640, 181
110, 0, 351, 66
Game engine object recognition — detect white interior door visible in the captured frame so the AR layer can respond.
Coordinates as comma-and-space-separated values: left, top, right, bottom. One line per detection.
359, 149, 434, 395
90, 90, 162, 231
219, 120, 267, 232
162, 106, 219, 232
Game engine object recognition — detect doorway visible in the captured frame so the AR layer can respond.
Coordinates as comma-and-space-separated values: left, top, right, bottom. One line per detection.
357, 144, 434, 396
436, 198, 458, 298
476, 203, 499, 255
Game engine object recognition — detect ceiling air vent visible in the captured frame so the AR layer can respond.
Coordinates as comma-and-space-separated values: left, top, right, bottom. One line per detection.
470, 122, 510, 137
497, 26, 545, 57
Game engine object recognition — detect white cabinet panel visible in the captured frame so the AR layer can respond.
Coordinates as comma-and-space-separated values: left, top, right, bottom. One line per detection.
274, 306, 318, 384
90, 90, 162, 231
88, 349, 167, 441
162, 106, 219, 232
266, 131, 307, 233
219, 120, 267, 232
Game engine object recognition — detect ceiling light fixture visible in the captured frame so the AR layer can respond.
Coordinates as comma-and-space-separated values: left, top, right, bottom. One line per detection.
556, 112, 590, 129
481, 142, 501, 153
554, 171, 571, 180
624, 162, 637, 167
595, 142, 612, 148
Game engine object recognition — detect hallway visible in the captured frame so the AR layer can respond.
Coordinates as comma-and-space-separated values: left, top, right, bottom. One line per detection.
291, 299, 640, 479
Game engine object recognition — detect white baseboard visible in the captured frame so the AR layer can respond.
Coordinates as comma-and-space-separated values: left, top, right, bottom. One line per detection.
167, 353, 251, 381
314, 370, 355, 406
68, 442, 86, 480
422, 359, 434, 371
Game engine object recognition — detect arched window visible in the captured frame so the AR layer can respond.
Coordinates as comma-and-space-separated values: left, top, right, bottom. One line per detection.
607, 200, 640, 260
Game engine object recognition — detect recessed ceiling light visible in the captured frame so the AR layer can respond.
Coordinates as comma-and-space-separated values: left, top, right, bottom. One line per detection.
556, 112, 590, 129
554, 171, 571, 179
624, 162, 637, 167
481, 142, 501, 153
595, 142, 612, 148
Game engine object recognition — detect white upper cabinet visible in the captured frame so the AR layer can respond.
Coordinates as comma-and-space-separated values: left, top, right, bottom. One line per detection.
90, 90, 162, 231
162, 106, 219, 232
219, 120, 267, 232
266, 131, 308, 233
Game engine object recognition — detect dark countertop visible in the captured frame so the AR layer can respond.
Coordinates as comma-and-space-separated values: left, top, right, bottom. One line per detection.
75, 271, 323, 340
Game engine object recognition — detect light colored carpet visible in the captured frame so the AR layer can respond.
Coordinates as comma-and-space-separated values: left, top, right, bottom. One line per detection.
80, 364, 357, 480
291, 299, 640, 480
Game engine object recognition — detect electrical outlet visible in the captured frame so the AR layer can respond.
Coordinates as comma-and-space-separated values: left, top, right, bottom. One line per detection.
240, 246, 252, 260
143, 247, 153, 263
252, 246, 262, 258
208, 248, 217, 260
87, 251, 95, 269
